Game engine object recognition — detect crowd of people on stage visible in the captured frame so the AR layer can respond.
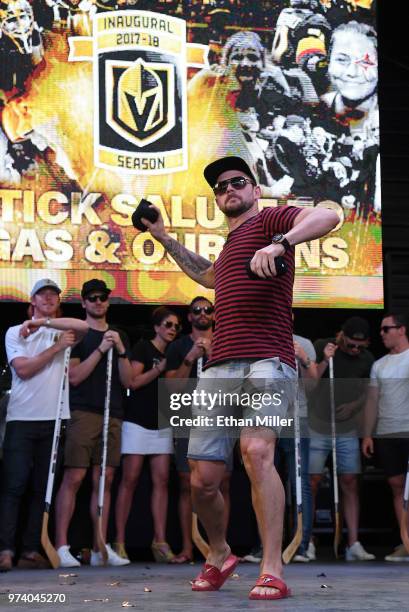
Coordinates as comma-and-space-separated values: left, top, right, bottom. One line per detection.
0, 277, 408, 571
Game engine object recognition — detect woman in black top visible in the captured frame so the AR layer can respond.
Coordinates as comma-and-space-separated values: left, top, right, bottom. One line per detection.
114, 307, 180, 562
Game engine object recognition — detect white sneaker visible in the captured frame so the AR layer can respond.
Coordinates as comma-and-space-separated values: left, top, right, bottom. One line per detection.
306, 540, 316, 561
345, 541, 375, 561
293, 553, 310, 563
90, 544, 130, 567
57, 545, 81, 568
385, 544, 409, 562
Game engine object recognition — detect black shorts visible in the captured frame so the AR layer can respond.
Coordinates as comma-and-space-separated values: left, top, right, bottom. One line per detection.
375, 434, 409, 478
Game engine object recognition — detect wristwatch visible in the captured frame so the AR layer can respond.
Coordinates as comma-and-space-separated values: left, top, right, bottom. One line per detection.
301, 357, 311, 369
45, 317, 51, 327
117, 350, 127, 358
272, 233, 291, 252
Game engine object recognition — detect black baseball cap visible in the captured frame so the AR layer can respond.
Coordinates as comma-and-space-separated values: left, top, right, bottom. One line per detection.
81, 279, 111, 299
342, 316, 370, 340
203, 156, 256, 188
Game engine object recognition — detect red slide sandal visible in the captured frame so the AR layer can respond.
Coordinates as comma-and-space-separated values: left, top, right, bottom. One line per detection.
192, 555, 239, 591
249, 574, 292, 600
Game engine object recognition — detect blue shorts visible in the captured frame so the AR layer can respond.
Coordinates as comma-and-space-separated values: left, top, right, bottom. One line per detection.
187, 358, 296, 465
308, 435, 361, 474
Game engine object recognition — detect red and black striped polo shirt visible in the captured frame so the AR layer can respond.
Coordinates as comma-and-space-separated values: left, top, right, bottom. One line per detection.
206, 205, 302, 371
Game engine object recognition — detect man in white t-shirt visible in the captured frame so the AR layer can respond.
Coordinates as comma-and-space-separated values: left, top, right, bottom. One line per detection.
0, 279, 88, 572
362, 312, 409, 562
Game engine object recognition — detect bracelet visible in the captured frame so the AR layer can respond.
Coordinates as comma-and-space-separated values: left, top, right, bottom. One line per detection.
97, 347, 104, 356
183, 357, 193, 367
301, 357, 311, 369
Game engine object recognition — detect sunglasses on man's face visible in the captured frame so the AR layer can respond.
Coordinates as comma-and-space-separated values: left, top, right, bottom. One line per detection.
191, 305, 214, 315
163, 320, 181, 331
213, 176, 255, 196
86, 294, 109, 303
380, 325, 401, 334
345, 341, 365, 351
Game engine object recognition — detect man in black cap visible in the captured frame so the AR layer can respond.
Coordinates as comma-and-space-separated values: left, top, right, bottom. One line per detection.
309, 316, 375, 561
140, 155, 338, 600
54, 279, 132, 568
0, 278, 88, 571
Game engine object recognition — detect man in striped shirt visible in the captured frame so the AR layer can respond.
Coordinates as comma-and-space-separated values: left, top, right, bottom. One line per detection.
142, 156, 338, 600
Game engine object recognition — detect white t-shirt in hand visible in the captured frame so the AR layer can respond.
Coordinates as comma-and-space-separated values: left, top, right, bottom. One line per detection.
5, 324, 70, 422
369, 347, 409, 435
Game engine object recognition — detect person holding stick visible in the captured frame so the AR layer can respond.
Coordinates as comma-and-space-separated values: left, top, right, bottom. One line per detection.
309, 317, 375, 561
165, 296, 232, 564
139, 155, 338, 600
0, 279, 88, 572
362, 312, 409, 562
54, 279, 132, 568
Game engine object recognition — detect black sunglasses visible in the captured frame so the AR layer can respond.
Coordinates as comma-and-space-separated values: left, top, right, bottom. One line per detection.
86, 294, 109, 303
345, 342, 365, 351
163, 320, 181, 331
191, 305, 214, 315
213, 176, 255, 196
380, 325, 401, 333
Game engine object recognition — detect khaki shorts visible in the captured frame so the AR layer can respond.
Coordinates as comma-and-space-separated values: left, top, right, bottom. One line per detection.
64, 410, 122, 468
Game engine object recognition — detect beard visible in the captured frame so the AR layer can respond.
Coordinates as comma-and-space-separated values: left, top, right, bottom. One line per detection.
222, 196, 254, 218
193, 320, 213, 331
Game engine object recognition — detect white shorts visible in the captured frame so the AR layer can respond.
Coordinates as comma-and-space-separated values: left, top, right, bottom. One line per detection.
121, 421, 173, 455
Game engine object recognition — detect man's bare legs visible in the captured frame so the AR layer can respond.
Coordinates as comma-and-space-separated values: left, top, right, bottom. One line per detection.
189, 459, 231, 587
339, 474, 359, 546
388, 474, 409, 530
55, 468, 87, 548
174, 468, 232, 563
240, 427, 283, 598
114, 455, 144, 545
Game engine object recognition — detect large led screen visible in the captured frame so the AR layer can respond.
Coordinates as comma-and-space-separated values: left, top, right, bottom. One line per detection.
0, 0, 381, 307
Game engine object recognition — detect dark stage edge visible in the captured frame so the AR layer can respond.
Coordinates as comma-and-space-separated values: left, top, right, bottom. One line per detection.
1, 561, 408, 611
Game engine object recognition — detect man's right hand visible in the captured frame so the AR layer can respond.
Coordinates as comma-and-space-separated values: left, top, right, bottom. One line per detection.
323, 342, 337, 361
140, 204, 166, 241
186, 339, 208, 362
361, 436, 374, 458
55, 330, 76, 351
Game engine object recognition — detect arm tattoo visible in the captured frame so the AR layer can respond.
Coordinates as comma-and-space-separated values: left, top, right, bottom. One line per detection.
162, 235, 211, 276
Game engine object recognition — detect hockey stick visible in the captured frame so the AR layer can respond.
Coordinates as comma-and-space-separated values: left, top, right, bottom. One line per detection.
190, 356, 210, 558
96, 347, 113, 565
283, 364, 303, 564
41, 347, 71, 569
329, 357, 341, 558
400, 455, 409, 554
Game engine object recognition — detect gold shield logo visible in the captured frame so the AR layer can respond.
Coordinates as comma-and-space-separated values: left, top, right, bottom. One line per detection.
106, 58, 175, 147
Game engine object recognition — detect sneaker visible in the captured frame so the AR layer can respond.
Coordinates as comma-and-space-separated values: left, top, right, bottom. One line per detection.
345, 541, 375, 561
91, 544, 130, 567
242, 546, 263, 563
306, 540, 316, 561
0, 550, 13, 572
57, 545, 81, 568
112, 542, 129, 562
293, 553, 310, 563
385, 544, 409, 562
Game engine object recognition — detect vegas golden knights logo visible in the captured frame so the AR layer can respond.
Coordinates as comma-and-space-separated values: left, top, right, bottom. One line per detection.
93, 10, 188, 174
106, 58, 175, 147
